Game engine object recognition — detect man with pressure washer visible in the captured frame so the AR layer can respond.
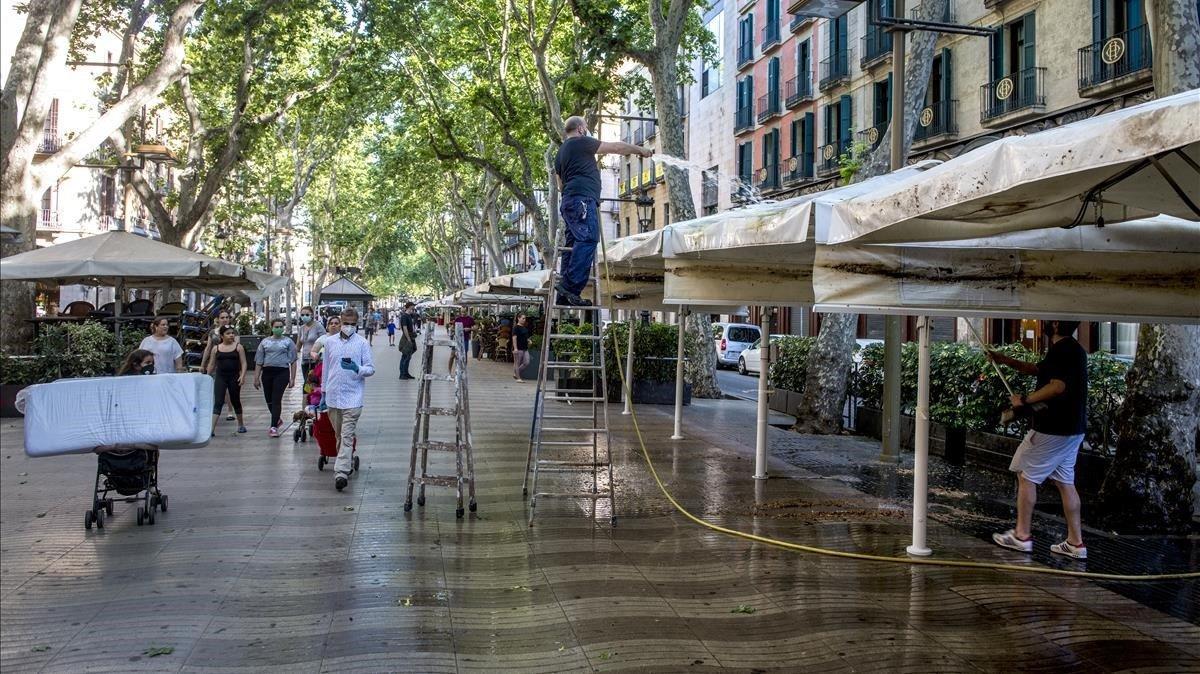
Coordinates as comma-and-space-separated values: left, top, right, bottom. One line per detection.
988, 320, 1089, 559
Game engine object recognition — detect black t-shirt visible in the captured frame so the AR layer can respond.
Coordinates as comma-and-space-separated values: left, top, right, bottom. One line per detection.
399, 312, 415, 336
1033, 337, 1088, 436
513, 325, 530, 351
555, 136, 602, 201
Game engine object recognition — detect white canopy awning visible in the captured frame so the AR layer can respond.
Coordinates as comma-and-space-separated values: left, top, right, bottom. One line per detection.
479, 269, 550, 296
827, 89, 1200, 245
0, 230, 286, 299
813, 216, 1200, 323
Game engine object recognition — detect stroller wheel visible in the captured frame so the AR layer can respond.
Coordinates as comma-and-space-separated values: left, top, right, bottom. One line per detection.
318, 456, 326, 471
95, 510, 104, 529
85, 510, 94, 530
469, 500, 477, 513
150, 494, 159, 509
105, 499, 114, 516
293, 428, 301, 443
353, 455, 360, 472
136, 507, 144, 526
147, 508, 155, 525
159, 494, 168, 512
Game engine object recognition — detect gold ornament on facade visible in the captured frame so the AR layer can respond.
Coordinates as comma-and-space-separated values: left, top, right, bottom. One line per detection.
995, 77, 1014, 101
919, 107, 934, 127
823, 144, 835, 160
1101, 37, 1126, 65
867, 127, 879, 145
788, 156, 798, 172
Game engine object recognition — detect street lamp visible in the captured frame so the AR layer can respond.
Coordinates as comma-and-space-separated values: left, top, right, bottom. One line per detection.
635, 195, 654, 233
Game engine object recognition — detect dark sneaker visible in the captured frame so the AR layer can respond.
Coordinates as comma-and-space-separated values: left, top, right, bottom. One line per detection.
335, 475, 348, 491
557, 292, 592, 307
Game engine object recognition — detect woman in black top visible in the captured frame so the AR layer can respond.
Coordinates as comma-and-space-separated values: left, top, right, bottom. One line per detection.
512, 314, 531, 382
207, 327, 247, 436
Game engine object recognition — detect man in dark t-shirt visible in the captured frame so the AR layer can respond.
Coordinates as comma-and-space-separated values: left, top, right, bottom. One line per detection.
398, 302, 417, 380
988, 320, 1090, 560
511, 314, 531, 382
554, 115, 652, 306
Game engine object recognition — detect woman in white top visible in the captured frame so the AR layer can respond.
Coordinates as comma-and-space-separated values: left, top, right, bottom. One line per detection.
139, 317, 184, 374
309, 315, 341, 363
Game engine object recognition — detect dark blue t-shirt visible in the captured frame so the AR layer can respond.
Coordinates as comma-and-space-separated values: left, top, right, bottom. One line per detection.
1033, 337, 1088, 436
555, 136, 602, 201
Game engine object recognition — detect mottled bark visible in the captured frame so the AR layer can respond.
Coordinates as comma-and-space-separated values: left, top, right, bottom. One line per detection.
793, 313, 858, 434
684, 313, 722, 398
1097, 325, 1200, 532
791, 0, 944, 432
1095, 0, 1200, 530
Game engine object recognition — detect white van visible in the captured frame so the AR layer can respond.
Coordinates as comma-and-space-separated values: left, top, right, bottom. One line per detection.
712, 322, 762, 368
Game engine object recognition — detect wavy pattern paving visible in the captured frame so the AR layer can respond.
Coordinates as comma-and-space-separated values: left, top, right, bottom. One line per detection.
1, 329, 1197, 672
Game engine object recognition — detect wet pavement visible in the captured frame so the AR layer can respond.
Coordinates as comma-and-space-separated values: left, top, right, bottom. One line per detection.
1, 327, 1198, 672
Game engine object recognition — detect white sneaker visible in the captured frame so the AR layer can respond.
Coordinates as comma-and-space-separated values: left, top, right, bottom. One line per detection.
992, 529, 1033, 553
1050, 541, 1087, 559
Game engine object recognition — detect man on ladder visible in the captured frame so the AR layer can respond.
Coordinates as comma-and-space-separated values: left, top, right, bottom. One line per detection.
554, 115, 652, 306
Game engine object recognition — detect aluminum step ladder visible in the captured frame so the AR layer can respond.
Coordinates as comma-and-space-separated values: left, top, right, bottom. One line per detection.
405, 321, 477, 518
523, 235, 614, 526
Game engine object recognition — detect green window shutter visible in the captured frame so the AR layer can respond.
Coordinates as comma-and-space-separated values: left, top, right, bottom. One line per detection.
838, 94, 852, 149
803, 112, 815, 175
941, 47, 952, 102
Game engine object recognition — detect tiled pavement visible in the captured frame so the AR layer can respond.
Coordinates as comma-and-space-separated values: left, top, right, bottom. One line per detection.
1, 328, 1198, 672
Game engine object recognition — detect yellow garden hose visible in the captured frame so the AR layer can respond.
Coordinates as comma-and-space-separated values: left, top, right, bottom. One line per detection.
596, 234, 1199, 583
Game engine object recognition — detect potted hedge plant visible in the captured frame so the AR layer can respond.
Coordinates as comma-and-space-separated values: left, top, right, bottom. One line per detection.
0, 353, 44, 417
603, 322, 690, 405
767, 336, 815, 415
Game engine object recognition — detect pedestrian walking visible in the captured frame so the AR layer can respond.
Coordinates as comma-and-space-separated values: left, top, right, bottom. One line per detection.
990, 320, 1090, 559
207, 327, 247, 435
296, 305, 324, 381
365, 306, 379, 345
201, 310, 239, 419
309, 315, 341, 362
255, 318, 298, 438
117, 349, 157, 376
512, 314, 530, 382
387, 316, 397, 347
320, 308, 375, 491
553, 115, 652, 306
139, 317, 184, 374
453, 310, 475, 359
398, 301, 418, 380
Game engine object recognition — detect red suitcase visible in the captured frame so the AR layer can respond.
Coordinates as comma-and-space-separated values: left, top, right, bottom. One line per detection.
312, 410, 358, 473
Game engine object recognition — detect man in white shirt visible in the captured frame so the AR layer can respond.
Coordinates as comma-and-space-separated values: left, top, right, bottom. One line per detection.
321, 308, 375, 491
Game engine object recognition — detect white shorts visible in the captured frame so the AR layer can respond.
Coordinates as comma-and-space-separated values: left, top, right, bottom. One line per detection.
1009, 430, 1084, 485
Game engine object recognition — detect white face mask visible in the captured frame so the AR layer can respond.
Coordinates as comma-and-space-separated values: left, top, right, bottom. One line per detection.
341, 324, 357, 337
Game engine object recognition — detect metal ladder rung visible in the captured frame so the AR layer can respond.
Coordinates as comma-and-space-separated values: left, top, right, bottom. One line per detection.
535, 440, 601, 446
540, 427, 607, 433
417, 402, 453, 414
432, 339, 459, 346
416, 475, 461, 487
542, 388, 597, 395
423, 374, 455, 382
415, 440, 460, 452
549, 333, 602, 341
545, 362, 602, 370
541, 414, 597, 420
532, 492, 612, 500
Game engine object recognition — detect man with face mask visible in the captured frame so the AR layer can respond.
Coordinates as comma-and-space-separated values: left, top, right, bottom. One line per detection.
987, 320, 1089, 559
554, 115, 653, 306
321, 307, 376, 490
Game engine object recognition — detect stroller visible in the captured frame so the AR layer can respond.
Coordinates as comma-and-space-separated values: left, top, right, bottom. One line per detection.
86, 447, 166, 530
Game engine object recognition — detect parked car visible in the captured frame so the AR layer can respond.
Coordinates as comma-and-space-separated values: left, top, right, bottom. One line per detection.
712, 322, 762, 369
737, 334, 787, 376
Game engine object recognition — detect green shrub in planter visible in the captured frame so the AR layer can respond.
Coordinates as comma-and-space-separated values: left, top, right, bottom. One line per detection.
1085, 351, 1128, 453
0, 353, 48, 385
235, 312, 254, 336
34, 321, 118, 380
603, 321, 680, 389
767, 336, 816, 393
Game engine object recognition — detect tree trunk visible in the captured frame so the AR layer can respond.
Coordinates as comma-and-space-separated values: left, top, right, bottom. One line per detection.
791, 0, 944, 432
648, 52, 695, 221
793, 313, 858, 433
684, 313, 722, 398
1096, 0, 1200, 531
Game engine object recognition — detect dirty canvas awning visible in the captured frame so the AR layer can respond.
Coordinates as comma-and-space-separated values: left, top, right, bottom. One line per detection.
826, 89, 1200, 245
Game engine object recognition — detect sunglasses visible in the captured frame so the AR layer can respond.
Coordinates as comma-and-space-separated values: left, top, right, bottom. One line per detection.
301, 314, 312, 317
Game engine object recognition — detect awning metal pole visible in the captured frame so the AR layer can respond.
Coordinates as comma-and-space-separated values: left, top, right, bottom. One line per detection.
623, 310, 635, 415
754, 308, 770, 480
671, 305, 687, 440
907, 315, 933, 556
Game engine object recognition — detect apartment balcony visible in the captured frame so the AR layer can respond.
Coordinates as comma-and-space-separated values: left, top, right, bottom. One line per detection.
35, 134, 61, 155
789, 14, 813, 32
757, 163, 781, 191
818, 50, 851, 92
619, 179, 632, 197
817, 140, 849, 175
645, 121, 657, 140
757, 92, 782, 123
913, 99, 958, 144
1078, 24, 1152, 98
980, 67, 1046, 126
782, 155, 813, 184
785, 75, 814, 108
856, 122, 887, 151
787, 0, 861, 17
860, 26, 893, 68
737, 42, 755, 70
37, 210, 64, 231
634, 125, 645, 145
761, 22, 782, 52
734, 104, 756, 134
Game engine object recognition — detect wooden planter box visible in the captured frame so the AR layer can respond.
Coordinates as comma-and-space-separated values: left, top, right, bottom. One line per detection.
768, 388, 800, 415
606, 379, 692, 405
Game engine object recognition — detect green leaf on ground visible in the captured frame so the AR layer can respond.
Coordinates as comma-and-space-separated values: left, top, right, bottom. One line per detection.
400, 597, 412, 606
143, 646, 174, 657
731, 604, 756, 614
31, 645, 50, 652
598, 651, 616, 661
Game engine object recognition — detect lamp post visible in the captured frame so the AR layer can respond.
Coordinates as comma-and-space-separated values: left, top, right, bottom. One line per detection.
635, 195, 654, 233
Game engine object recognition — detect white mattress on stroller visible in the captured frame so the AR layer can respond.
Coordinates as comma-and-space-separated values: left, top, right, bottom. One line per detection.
22, 374, 213, 457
